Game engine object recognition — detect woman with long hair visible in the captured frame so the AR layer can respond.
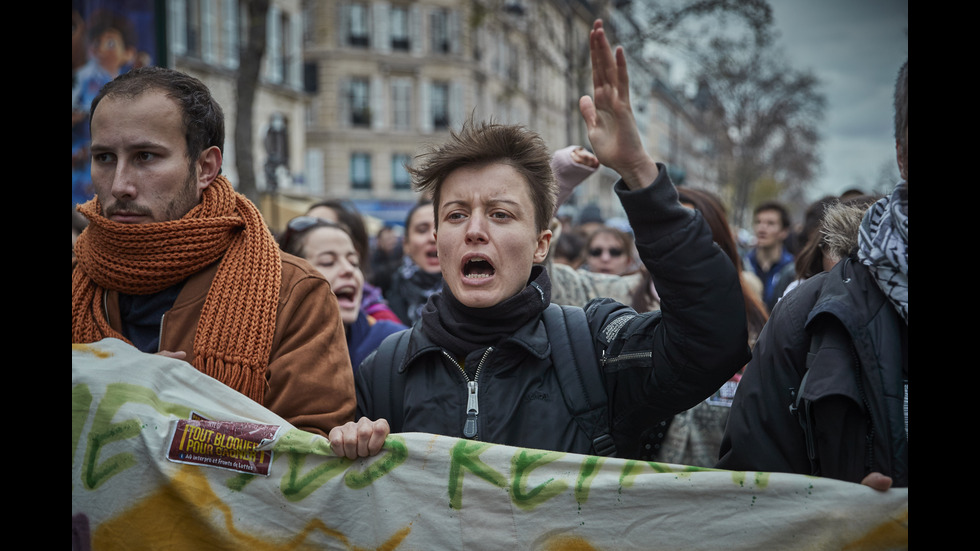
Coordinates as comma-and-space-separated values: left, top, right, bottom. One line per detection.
280, 217, 406, 372
305, 199, 402, 324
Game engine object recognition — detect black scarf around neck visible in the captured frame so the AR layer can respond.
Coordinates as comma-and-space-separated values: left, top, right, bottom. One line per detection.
421, 265, 551, 358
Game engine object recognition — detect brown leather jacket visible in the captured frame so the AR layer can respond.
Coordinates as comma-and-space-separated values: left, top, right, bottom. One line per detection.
102, 252, 356, 437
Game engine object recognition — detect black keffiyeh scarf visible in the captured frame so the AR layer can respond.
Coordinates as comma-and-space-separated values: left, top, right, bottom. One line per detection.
858, 180, 908, 324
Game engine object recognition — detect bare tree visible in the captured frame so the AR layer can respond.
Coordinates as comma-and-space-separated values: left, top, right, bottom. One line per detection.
613, 0, 825, 224
235, 0, 270, 204
616, 0, 775, 67
696, 39, 825, 224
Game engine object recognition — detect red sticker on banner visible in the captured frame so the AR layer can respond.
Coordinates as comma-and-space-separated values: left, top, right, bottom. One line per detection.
167, 419, 280, 476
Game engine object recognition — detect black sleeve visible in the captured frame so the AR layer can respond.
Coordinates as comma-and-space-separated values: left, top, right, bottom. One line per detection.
589, 165, 751, 458
354, 350, 377, 421
717, 284, 815, 474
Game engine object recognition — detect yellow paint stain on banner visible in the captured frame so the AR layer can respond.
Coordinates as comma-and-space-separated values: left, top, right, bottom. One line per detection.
73, 342, 113, 358
93, 464, 411, 550
843, 509, 909, 551
541, 536, 599, 550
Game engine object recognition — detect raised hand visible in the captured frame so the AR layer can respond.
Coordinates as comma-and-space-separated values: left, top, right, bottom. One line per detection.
579, 20, 659, 190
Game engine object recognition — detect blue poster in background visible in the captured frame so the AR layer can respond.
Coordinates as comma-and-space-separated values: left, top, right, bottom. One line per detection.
72, 0, 157, 207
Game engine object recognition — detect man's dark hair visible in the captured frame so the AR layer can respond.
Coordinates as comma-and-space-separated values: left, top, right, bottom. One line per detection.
90, 67, 225, 160
753, 200, 791, 229
894, 60, 908, 173
409, 118, 557, 233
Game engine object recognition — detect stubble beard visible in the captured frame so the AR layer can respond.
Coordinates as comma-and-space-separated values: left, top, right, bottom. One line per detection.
103, 163, 200, 222
163, 165, 202, 221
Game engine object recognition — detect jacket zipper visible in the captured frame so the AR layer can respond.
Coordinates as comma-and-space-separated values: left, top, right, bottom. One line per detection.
600, 350, 652, 367
443, 347, 493, 439
850, 343, 876, 476
157, 311, 166, 353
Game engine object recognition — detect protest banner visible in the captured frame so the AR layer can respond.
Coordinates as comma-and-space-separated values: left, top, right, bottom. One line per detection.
73, 339, 908, 550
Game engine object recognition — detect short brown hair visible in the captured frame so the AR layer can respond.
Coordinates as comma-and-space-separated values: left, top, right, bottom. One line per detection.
409, 119, 557, 233
91, 67, 225, 161
753, 200, 791, 229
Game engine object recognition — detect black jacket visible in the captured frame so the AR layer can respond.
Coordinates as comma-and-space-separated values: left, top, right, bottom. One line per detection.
718, 257, 908, 486
357, 167, 750, 457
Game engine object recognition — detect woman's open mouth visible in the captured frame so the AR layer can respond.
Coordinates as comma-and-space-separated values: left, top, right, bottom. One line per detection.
333, 285, 359, 307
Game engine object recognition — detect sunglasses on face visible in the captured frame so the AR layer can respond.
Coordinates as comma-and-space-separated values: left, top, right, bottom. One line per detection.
589, 247, 624, 258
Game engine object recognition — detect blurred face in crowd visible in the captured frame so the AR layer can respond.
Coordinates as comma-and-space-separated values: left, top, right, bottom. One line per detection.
377, 226, 400, 253
587, 230, 631, 275
90, 90, 218, 224
92, 29, 134, 73
435, 163, 551, 309
406, 204, 440, 274
301, 226, 364, 326
753, 209, 787, 250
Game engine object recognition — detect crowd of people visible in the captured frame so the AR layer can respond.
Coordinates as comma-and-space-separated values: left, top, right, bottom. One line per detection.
73, 19, 907, 494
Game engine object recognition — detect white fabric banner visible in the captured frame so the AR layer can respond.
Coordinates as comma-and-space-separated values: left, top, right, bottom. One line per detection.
72, 339, 908, 550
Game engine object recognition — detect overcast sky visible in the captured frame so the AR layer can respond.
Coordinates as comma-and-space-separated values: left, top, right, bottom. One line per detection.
768, 0, 908, 200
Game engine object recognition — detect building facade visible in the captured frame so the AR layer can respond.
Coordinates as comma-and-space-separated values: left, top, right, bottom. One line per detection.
302, 0, 603, 224
169, 0, 308, 199
74, 1, 729, 228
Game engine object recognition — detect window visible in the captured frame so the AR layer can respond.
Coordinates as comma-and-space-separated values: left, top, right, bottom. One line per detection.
392, 154, 411, 190
392, 78, 412, 130
430, 9, 451, 54
304, 62, 318, 93
172, 0, 225, 64
180, 0, 215, 60
350, 78, 370, 126
351, 153, 372, 190
431, 82, 449, 129
221, 0, 239, 68
390, 6, 410, 51
185, 0, 203, 57
266, 6, 286, 83
276, 10, 291, 83
504, 40, 519, 83
347, 3, 369, 47
302, 1, 316, 44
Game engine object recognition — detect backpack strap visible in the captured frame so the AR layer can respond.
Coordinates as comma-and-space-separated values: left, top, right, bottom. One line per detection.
542, 303, 616, 457
368, 327, 414, 432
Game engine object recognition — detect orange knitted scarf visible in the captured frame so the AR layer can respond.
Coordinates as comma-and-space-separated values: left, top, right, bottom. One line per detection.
72, 176, 282, 403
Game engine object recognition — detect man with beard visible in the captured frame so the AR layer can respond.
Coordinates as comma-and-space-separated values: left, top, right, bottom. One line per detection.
72, 67, 355, 437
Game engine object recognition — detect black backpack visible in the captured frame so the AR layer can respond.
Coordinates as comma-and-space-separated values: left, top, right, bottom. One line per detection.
367, 303, 617, 456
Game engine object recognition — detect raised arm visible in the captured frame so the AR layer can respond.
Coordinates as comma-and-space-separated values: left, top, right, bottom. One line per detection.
579, 20, 659, 190
552, 145, 599, 211
580, 20, 750, 457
